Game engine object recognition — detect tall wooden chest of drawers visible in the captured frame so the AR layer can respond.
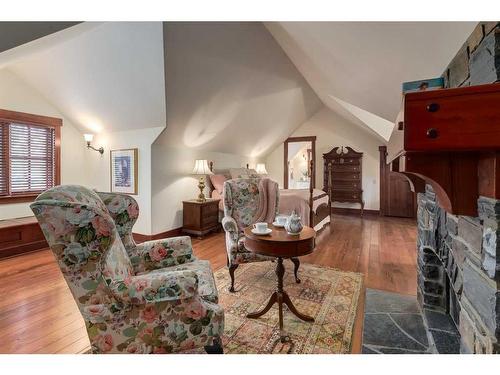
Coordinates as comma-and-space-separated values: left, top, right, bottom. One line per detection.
323, 146, 364, 216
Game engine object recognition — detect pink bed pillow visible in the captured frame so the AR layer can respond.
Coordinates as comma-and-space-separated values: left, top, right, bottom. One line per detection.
210, 174, 227, 195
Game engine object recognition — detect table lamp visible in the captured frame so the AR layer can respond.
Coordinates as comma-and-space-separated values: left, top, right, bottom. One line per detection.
255, 163, 268, 175
192, 159, 213, 202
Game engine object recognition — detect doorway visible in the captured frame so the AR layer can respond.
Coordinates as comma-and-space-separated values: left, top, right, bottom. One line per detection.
284, 136, 316, 189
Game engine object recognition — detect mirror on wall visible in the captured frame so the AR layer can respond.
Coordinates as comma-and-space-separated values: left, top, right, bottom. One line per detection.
284, 136, 316, 189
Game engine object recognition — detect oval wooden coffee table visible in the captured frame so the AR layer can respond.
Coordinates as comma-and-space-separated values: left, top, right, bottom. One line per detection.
243, 225, 316, 343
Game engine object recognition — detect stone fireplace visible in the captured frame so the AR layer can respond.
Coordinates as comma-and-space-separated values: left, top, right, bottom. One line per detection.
416, 22, 500, 353
417, 187, 500, 353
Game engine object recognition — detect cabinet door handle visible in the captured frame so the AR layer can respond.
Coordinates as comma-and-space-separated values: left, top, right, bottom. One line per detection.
426, 103, 440, 112
426, 128, 439, 139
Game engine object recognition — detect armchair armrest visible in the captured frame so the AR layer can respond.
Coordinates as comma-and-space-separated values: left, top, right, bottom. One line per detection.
109, 269, 199, 305
222, 216, 240, 258
222, 216, 238, 234
130, 236, 195, 272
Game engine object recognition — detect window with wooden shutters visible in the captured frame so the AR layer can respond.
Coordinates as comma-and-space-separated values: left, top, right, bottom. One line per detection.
0, 109, 61, 203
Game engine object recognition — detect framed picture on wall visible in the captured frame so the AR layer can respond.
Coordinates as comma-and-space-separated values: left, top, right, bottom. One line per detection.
110, 148, 138, 195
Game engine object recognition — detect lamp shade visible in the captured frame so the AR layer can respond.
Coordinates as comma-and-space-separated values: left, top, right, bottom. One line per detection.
192, 159, 213, 175
83, 133, 94, 142
255, 163, 268, 174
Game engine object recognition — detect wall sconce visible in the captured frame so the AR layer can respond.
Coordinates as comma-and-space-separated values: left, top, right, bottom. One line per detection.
84, 134, 104, 154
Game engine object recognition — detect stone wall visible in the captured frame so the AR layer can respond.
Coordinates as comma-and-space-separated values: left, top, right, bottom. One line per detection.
443, 22, 500, 87
416, 21, 500, 354
417, 187, 500, 353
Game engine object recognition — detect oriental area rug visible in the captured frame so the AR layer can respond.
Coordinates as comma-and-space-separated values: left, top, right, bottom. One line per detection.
212, 262, 363, 354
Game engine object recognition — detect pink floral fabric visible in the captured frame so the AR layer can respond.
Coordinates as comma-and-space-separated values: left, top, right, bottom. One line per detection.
31, 185, 224, 354
222, 178, 276, 266
108, 269, 199, 304
131, 237, 195, 274
98, 192, 139, 252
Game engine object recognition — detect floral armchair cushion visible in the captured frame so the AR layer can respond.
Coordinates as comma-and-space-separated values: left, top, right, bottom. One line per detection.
221, 178, 278, 266
98, 192, 139, 252
31, 185, 224, 354
223, 178, 261, 232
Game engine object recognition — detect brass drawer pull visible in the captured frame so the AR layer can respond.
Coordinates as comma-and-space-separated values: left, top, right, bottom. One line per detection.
426, 128, 438, 139
426, 103, 440, 112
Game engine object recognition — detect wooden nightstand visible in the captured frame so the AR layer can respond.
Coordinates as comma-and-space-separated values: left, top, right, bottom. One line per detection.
182, 199, 221, 239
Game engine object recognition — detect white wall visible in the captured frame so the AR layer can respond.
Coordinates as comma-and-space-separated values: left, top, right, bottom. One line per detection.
151, 141, 259, 233
85, 127, 164, 235
0, 67, 164, 233
161, 22, 322, 157
8, 22, 166, 134
150, 22, 321, 234
0, 68, 89, 220
266, 106, 385, 211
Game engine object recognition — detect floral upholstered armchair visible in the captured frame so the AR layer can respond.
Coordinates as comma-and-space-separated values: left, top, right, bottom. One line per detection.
31, 185, 224, 354
221, 178, 300, 292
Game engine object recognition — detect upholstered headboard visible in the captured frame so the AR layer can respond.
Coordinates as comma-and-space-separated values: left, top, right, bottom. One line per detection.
206, 162, 260, 195
206, 161, 231, 196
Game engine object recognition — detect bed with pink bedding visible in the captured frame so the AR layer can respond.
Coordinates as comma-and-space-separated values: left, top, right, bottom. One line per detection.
278, 188, 330, 230
208, 164, 331, 231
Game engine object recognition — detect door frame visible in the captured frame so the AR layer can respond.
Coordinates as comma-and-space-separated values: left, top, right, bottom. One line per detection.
284, 136, 316, 189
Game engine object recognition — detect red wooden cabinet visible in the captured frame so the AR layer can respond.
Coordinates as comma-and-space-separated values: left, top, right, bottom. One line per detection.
404, 83, 500, 152
388, 83, 500, 216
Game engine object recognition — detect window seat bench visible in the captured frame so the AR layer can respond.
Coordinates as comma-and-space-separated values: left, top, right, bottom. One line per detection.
0, 216, 47, 259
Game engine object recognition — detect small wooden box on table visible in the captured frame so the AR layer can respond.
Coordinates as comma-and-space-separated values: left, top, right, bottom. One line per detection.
182, 199, 220, 239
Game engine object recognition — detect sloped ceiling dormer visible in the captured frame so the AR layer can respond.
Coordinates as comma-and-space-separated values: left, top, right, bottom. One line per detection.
265, 22, 477, 141
0, 21, 478, 151
2, 22, 166, 134
0, 22, 80, 54
155, 22, 323, 157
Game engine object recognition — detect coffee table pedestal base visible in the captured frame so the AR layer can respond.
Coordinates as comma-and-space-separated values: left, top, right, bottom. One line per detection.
246, 257, 314, 342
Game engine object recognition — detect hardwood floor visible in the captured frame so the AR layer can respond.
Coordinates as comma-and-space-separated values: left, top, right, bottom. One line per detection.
0, 213, 417, 354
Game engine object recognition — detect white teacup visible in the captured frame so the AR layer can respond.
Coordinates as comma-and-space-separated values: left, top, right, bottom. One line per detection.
276, 215, 288, 226
253, 222, 268, 233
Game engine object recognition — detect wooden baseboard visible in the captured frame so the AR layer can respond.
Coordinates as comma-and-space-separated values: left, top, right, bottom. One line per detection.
332, 207, 379, 216
0, 217, 48, 259
0, 217, 184, 259
133, 227, 183, 243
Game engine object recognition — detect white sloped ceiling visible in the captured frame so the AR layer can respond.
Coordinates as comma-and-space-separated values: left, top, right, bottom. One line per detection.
0, 21, 478, 149
266, 22, 477, 141
3, 22, 166, 134
155, 22, 323, 157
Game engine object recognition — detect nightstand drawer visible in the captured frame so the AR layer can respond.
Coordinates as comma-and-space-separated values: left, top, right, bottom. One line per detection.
201, 214, 218, 227
182, 199, 220, 238
202, 204, 219, 216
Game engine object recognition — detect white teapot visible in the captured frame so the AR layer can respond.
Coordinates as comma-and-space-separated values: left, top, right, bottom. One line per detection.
285, 210, 303, 235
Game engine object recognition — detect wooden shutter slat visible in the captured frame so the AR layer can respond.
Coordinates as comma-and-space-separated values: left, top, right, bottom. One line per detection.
8, 122, 56, 194
0, 122, 8, 196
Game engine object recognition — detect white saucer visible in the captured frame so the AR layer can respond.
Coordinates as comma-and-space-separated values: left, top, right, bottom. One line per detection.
272, 221, 286, 228
251, 228, 272, 235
